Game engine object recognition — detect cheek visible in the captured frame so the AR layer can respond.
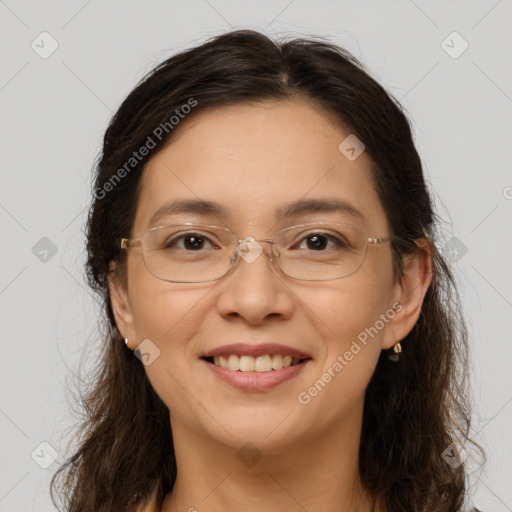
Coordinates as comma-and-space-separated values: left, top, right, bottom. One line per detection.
301, 265, 393, 391
128, 275, 210, 417
305, 267, 393, 347
127, 257, 206, 346
297, 287, 389, 422
132, 284, 205, 344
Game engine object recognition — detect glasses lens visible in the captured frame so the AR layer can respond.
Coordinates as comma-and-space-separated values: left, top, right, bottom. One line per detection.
139, 223, 369, 282
275, 223, 368, 280
141, 225, 235, 282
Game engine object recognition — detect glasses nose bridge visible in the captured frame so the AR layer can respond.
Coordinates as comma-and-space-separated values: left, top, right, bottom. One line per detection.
236, 236, 275, 246
231, 236, 277, 268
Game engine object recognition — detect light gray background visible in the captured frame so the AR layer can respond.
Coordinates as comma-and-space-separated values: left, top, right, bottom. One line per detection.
1, 1, 511, 510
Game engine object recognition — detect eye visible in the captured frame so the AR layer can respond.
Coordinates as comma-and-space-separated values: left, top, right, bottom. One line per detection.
164, 232, 216, 251
294, 232, 349, 251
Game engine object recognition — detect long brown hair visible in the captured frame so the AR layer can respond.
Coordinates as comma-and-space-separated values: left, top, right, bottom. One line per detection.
50, 30, 484, 512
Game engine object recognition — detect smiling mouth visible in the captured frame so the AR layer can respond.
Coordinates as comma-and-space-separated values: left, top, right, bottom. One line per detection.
202, 354, 311, 372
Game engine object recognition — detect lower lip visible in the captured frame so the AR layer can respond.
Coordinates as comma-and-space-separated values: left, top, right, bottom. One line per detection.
203, 359, 310, 391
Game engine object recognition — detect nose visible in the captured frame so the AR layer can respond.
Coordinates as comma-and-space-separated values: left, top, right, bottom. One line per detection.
215, 238, 294, 325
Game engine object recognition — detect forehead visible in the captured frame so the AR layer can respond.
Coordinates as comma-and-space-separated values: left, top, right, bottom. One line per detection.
134, 99, 389, 235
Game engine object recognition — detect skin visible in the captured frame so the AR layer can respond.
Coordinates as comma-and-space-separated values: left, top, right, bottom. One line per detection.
109, 99, 432, 512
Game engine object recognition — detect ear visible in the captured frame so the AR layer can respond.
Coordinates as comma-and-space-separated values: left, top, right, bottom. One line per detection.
107, 261, 136, 348
383, 240, 433, 349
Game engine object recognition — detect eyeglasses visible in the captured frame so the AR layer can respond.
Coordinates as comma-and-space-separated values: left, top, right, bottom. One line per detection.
120, 222, 395, 283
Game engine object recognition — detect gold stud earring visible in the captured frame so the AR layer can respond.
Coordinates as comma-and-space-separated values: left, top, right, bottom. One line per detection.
388, 339, 402, 362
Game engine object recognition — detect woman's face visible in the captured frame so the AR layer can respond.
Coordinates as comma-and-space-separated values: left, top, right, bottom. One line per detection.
111, 99, 413, 452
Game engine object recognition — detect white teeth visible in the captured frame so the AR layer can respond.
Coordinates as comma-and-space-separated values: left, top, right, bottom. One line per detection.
255, 355, 272, 372
210, 354, 303, 372
227, 354, 239, 371
271, 354, 283, 370
239, 355, 255, 372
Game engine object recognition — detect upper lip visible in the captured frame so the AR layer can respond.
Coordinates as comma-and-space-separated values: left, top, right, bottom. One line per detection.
202, 343, 311, 359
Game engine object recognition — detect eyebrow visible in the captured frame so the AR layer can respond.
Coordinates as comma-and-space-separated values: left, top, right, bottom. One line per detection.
148, 197, 367, 227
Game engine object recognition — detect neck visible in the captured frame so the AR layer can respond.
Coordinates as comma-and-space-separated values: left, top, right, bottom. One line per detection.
161, 402, 378, 512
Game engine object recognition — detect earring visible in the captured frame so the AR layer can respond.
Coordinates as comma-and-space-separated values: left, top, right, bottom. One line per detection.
124, 337, 129, 347
388, 339, 402, 362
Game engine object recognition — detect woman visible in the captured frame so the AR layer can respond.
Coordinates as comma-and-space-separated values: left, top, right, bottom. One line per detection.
51, 30, 484, 511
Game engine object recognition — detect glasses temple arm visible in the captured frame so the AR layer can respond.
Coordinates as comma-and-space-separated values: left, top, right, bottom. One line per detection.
120, 238, 141, 249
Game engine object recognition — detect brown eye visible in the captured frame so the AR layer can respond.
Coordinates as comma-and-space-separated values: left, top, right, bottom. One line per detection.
294, 233, 348, 251
165, 233, 214, 250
